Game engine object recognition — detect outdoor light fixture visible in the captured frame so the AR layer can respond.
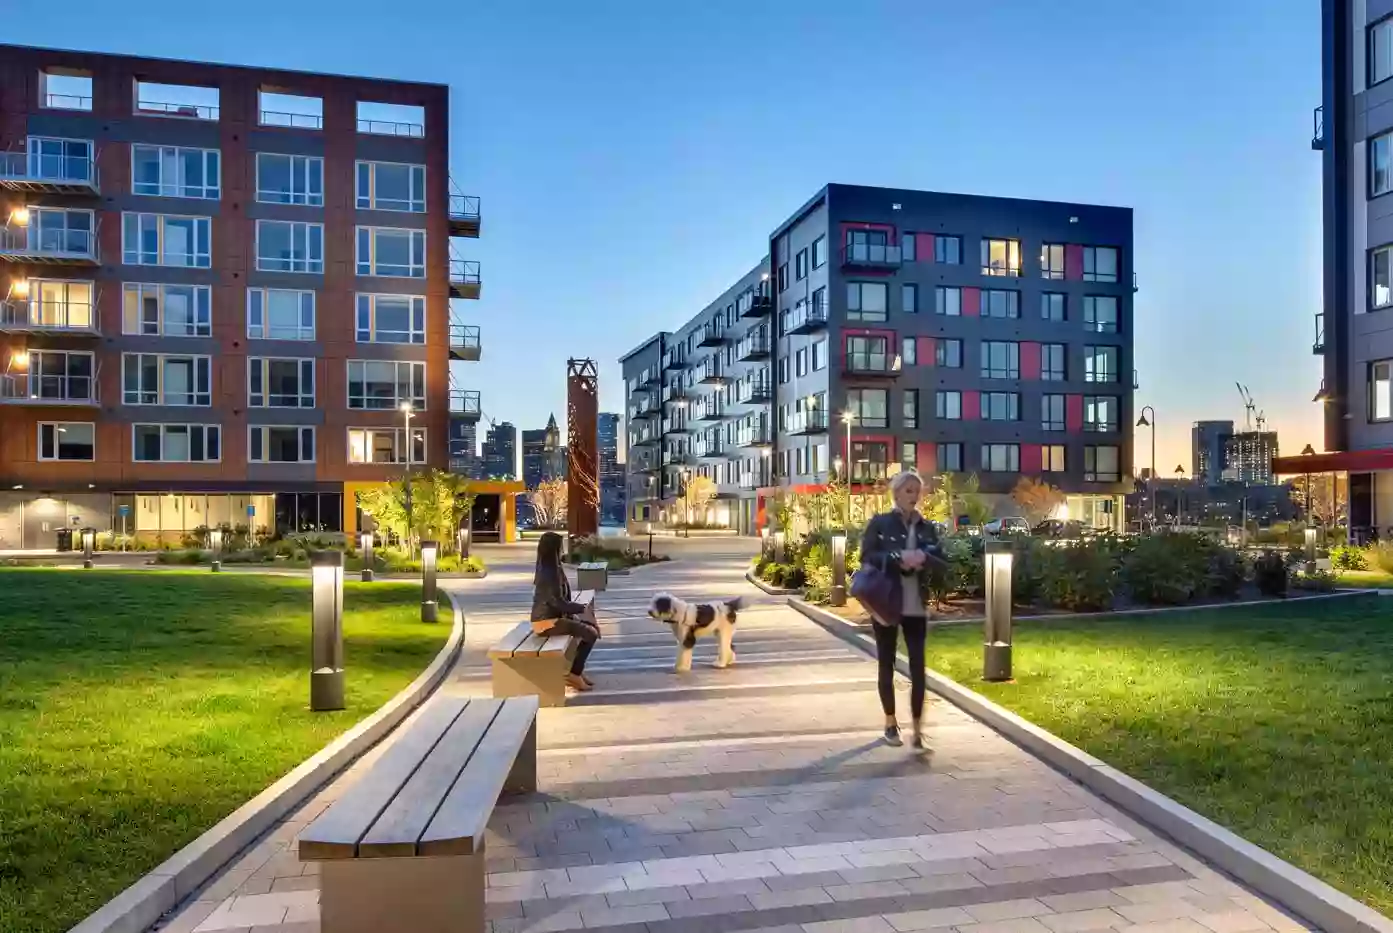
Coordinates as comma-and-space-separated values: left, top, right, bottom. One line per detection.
11, 349, 28, 369
1305, 526, 1319, 570
830, 531, 847, 607
209, 527, 224, 572
9, 207, 30, 227
982, 540, 1014, 682
420, 540, 439, 622
645, 520, 654, 561
309, 551, 345, 711
773, 529, 786, 564
457, 524, 471, 559
759, 525, 770, 556
359, 531, 375, 582
80, 527, 95, 569
10, 279, 28, 299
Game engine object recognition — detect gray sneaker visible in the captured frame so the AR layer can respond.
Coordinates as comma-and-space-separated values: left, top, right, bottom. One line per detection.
883, 724, 903, 747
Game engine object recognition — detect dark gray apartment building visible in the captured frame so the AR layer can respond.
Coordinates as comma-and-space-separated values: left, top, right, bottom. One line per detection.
621, 183, 1135, 534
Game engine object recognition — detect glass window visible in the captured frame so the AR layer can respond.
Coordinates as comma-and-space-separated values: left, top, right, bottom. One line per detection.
26, 278, 94, 330
1040, 243, 1065, 279
1041, 343, 1067, 381
901, 234, 916, 262
1084, 445, 1121, 482
348, 427, 426, 464
249, 426, 315, 463
812, 235, 827, 269
131, 145, 220, 199
247, 289, 315, 340
27, 208, 93, 257
256, 153, 324, 205
980, 341, 1020, 379
1042, 292, 1066, 322
902, 283, 918, 313
901, 442, 917, 470
356, 161, 426, 212
846, 388, 888, 428
935, 390, 961, 420
846, 334, 891, 372
1374, 246, 1393, 309
795, 247, 808, 280
1043, 445, 1066, 472
1083, 246, 1119, 282
980, 444, 1020, 472
811, 339, 826, 371
355, 294, 425, 344
1084, 295, 1119, 332
937, 442, 963, 473
122, 213, 211, 267
347, 359, 426, 409
1042, 394, 1066, 432
38, 422, 94, 461
1372, 360, 1393, 421
982, 392, 1020, 421
26, 136, 93, 183
935, 286, 961, 316
935, 338, 963, 368
249, 357, 315, 408
1374, 132, 1393, 198
132, 424, 220, 462
778, 263, 788, 292
1372, 16, 1393, 86
1085, 346, 1119, 383
356, 226, 426, 277
256, 220, 324, 273
901, 337, 917, 366
846, 281, 888, 322
981, 237, 1021, 276
26, 350, 93, 402
982, 289, 1019, 319
121, 354, 211, 405
1085, 396, 1119, 432
850, 441, 890, 482
122, 284, 211, 337
903, 389, 919, 429
935, 235, 962, 264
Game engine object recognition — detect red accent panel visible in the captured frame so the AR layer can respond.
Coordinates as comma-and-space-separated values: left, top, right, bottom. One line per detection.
1065, 244, 1084, 281
917, 442, 937, 475
916, 233, 935, 262
1066, 394, 1084, 433
962, 391, 981, 421
1020, 341, 1041, 380
839, 221, 898, 245
962, 287, 981, 317
917, 337, 935, 365
1021, 443, 1043, 474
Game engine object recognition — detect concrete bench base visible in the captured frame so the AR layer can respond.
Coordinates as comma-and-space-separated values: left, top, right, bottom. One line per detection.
492, 650, 576, 708
321, 851, 484, 933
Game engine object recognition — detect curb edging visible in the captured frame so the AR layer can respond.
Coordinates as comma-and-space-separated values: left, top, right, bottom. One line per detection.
744, 569, 799, 595
69, 590, 468, 933
790, 597, 1393, 933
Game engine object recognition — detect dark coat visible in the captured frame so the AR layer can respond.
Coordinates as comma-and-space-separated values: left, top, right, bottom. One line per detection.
858, 510, 945, 622
530, 560, 587, 622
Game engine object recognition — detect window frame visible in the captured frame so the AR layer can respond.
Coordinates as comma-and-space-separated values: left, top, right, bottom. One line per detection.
935, 285, 961, 316
937, 442, 963, 473
795, 247, 808, 281
935, 390, 962, 420
247, 288, 316, 341
38, 421, 95, 461
255, 219, 325, 274
845, 387, 889, 429
846, 280, 889, 322
1084, 345, 1120, 384
1372, 360, 1393, 422
903, 388, 919, 429
346, 359, 427, 410
980, 237, 1022, 277
935, 338, 963, 368
1083, 295, 1120, 333
355, 159, 427, 212
121, 353, 212, 406
355, 293, 426, 344
1041, 291, 1066, 322
1373, 244, 1393, 310
121, 283, 212, 337
1374, 131, 1393, 199
1082, 246, 1119, 283
981, 391, 1021, 422
121, 212, 212, 267
1083, 395, 1120, 433
1041, 343, 1067, 381
849, 440, 891, 483
980, 443, 1020, 473
255, 152, 324, 206
1042, 394, 1067, 432
25, 349, 94, 402
347, 426, 427, 465
1040, 243, 1065, 279
902, 282, 918, 313
355, 225, 426, 278
981, 288, 1020, 319
248, 357, 316, 409
1084, 445, 1121, 482
1372, 15, 1393, 88
1043, 445, 1066, 473
130, 144, 221, 199
131, 423, 221, 463
811, 235, 827, 269
248, 425, 317, 463
934, 235, 962, 264
979, 340, 1020, 380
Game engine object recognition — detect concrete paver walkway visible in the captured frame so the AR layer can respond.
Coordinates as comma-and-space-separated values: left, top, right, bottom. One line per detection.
151, 553, 1314, 933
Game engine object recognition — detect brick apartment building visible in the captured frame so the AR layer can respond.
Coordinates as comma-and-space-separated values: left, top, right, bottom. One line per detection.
621, 183, 1135, 534
0, 44, 482, 547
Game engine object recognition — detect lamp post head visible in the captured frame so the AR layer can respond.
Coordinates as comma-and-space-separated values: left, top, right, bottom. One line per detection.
840, 410, 855, 426
1136, 413, 1150, 427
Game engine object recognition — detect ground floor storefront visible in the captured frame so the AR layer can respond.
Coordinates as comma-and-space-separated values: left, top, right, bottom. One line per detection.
625, 493, 758, 536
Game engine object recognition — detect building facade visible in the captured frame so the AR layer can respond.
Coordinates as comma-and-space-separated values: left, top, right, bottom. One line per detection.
620, 183, 1135, 533
521, 413, 564, 489
1223, 430, 1278, 485
597, 411, 623, 524
1192, 419, 1233, 482
481, 421, 516, 480
0, 45, 482, 547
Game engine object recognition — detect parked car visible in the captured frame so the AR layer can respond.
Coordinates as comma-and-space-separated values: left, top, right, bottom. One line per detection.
983, 516, 1030, 536
1032, 519, 1089, 539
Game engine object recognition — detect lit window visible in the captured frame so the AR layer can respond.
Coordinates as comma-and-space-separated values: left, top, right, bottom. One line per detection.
249, 426, 316, 463
256, 153, 323, 205
347, 359, 426, 410
247, 289, 315, 340
348, 427, 426, 464
121, 213, 210, 267
133, 424, 220, 462
1043, 445, 1066, 472
356, 227, 426, 277
248, 358, 315, 408
38, 422, 94, 461
121, 354, 211, 406
122, 284, 211, 337
1371, 360, 1393, 421
981, 237, 1021, 276
256, 220, 324, 273
131, 145, 220, 199
356, 294, 425, 344
356, 161, 426, 212
23, 278, 94, 330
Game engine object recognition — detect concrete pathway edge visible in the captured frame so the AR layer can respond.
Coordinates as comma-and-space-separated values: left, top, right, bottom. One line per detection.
68, 591, 468, 933
790, 596, 1393, 933
744, 568, 799, 595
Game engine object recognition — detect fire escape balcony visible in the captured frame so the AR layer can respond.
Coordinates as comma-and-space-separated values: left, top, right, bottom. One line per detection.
0, 372, 99, 406
0, 149, 100, 195
448, 258, 481, 299
448, 192, 481, 238
448, 323, 481, 361
449, 388, 481, 421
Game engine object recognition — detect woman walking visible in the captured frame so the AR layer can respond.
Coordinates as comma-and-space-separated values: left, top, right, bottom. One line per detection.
858, 470, 942, 749
530, 531, 601, 692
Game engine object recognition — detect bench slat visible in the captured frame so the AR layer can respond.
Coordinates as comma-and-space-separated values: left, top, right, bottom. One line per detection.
487, 622, 534, 659
298, 696, 469, 860
511, 632, 550, 657
418, 697, 540, 856
536, 638, 571, 656
357, 699, 505, 858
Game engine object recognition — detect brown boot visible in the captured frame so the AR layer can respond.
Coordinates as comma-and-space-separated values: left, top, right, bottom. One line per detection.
565, 673, 593, 692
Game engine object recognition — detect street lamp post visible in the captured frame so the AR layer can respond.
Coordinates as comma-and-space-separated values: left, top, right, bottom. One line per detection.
840, 410, 854, 523
681, 467, 692, 538
209, 527, 223, 572
399, 402, 414, 555
830, 531, 847, 607
982, 540, 1014, 682
1136, 406, 1156, 526
81, 527, 95, 569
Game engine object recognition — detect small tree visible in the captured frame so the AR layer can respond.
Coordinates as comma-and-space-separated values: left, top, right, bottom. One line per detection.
1011, 476, 1066, 525
357, 470, 476, 553
679, 475, 717, 526
528, 478, 568, 529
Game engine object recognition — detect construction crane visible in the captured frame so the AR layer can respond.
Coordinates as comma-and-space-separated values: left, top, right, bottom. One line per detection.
1255, 410, 1267, 431
1236, 383, 1257, 431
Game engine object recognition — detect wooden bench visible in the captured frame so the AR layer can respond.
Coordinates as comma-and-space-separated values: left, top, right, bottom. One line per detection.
298, 694, 539, 933
488, 590, 594, 707
576, 561, 609, 591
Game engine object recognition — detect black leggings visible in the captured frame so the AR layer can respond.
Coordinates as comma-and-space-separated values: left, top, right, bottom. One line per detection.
538, 617, 598, 675
872, 616, 926, 720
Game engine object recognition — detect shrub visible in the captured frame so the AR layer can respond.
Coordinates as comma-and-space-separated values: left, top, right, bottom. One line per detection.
1370, 542, 1393, 574
1254, 550, 1289, 597
1119, 533, 1202, 605
1292, 568, 1337, 592
803, 564, 833, 603
1040, 540, 1117, 612
1332, 544, 1369, 572
154, 549, 207, 565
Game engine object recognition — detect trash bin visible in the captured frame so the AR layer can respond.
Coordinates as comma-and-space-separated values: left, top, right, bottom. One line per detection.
56, 529, 73, 552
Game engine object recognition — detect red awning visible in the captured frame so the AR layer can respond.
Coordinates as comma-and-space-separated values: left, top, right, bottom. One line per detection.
1272, 449, 1393, 475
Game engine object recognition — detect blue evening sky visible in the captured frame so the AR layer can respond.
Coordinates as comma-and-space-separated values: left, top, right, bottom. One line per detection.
6, 0, 1323, 471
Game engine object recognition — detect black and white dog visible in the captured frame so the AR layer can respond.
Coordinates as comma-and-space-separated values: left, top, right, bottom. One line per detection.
647, 592, 743, 672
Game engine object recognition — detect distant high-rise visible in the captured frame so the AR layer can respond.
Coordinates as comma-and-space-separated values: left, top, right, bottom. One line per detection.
597, 412, 624, 524
522, 414, 564, 489
1224, 431, 1279, 485
1192, 420, 1234, 484
482, 422, 518, 480
449, 417, 479, 476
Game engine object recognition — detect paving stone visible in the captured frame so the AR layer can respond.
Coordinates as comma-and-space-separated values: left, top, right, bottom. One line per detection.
964, 898, 1055, 922
1040, 908, 1128, 932
666, 895, 757, 917
579, 903, 670, 926
953, 920, 1053, 933
883, 906, 975, 931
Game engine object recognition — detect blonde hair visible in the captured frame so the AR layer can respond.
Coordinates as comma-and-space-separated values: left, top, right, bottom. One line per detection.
889, 469, 924, 497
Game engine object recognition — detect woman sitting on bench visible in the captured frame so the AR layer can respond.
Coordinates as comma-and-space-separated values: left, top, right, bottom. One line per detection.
530, 532, 601, 692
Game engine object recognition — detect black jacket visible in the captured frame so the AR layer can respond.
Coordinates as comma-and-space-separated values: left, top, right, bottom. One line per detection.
530, 560, 587, 623
858, 510, 944, 618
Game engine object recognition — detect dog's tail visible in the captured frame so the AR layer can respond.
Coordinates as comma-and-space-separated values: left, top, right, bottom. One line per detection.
724, 595, 744, 620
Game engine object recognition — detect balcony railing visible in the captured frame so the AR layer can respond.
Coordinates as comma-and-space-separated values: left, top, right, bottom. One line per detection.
449, 323, 482, 361
358, 119, 424, 138
44, 93, 91, 111
663, 420, 694, 437
841, 242, 902, 268
1314, 312, 1325, 355
0, 221, 99, 265
743, 425, 773, 447
698, 324, 726, 347
663, 382, 689, 404
697, 402, 728, 422
698, 359, 726, 384
786, 300, 828, 335
0, 296, 99, 334
0, 150, 99, 194
739, 378, 773, 404
1, 373, 97, 405
844, 351, 899, 375
449, 259, 481, 299
1312, 104, 1325, 151
260, 110, 323, 129
790, 409, 830, 434
137, 100, 219, 120
739, 290, 773, 318
737, 333, 771, 361
664, 349, 689, 371
700, 441, 728, 458
448, 193, 481, 237
449, 389, 481, 418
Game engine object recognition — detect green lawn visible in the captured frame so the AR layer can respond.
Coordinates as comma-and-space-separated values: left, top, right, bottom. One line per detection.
925, 597, 1393, 914
1335, 569, 1393, 588
0, 570, 448, 933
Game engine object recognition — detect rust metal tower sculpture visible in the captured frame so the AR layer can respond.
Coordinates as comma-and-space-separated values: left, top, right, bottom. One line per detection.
567, 358, 600, 539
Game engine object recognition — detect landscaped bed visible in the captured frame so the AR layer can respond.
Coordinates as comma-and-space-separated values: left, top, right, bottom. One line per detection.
923, 596, 1393, 913
0, 570, 450, 933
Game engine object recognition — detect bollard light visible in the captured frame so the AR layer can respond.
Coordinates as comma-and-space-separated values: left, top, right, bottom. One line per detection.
773, 530, 786, 565
360, 531, 375, 582
457, 523, 471, 559
645, 520, 654, 561
209, 527, 223, 572
420, 540, 439, 623
760, 525, 770, 556
982, 539, 1014, 682
81, 526, 95, 569
310, 550, 345, 711
1304, 526, 1318, 571
830, 531, 847, 607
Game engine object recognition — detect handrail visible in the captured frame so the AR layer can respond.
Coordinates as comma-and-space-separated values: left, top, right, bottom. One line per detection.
44, 93, 91, 111
260, 110, 322, 129
449, 259, 481, 285
448, 323, 481, 349
448, 194, 480, 220
0, 150, 97, 186
1, 372, 98, 403
0, 296, 98, 331
137, 100, 219, 120
358, 119, 424, 138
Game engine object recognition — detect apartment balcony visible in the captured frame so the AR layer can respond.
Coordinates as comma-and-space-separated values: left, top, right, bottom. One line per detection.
662, 381, 690, 404
0, 295, 99, 335
664, 349, 689, 371
448, 323, 481, 361
698, 359, 727, 385
630, 461, 660, 475
0, 149, 99, 195
0, 373, 98, 406
0, 217, 99, 266
739, 291, 773, 319
786, 300, 828, 335
698, 324, 726, 348
743, 425, 773, 448
668, 451, 698, 466
639, 367, 662, 388
790, 409, 830, 435
631, 433, 661, 448
448, 259, 481, 299
662, 421, 694, 437
737, 332, 771, 362
739, 378, 773, 404
700, 441, 729, 459
697, 401, 729, 422
738, 470, 772, 490
841, 242, 902, 269
843, 351, 901, 378
449, 389, 482, 421
628, 397, 661, 421
448, 193, 481, 238
1314, 312, 1325, 355
1312, 105, 1325, 151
